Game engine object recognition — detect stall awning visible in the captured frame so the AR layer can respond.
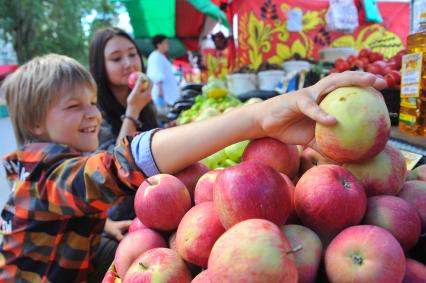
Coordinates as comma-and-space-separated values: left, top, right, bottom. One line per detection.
115, 0, 229, 57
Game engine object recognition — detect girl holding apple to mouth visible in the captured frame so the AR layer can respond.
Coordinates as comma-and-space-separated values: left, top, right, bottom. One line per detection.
0, 53, 386, 283
89, 27, 159, 264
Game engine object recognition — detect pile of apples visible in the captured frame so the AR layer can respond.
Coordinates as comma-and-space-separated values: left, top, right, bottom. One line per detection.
103, 87, 426, 283
330, 48, 406, 88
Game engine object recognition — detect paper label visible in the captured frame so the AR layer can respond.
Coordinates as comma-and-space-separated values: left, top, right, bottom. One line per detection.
401, 52, 423, 98
399, 113, 417, 125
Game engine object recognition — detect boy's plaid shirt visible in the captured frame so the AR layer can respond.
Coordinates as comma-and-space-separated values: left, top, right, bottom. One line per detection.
0, 138, 145, 282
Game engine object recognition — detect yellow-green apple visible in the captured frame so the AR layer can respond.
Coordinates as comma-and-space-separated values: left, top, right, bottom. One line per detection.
213, 161, 292, 229
194, 170, 221, 205
325, 225, 405, 283
128, 217, 147, 233
134, 174, 191, 231
398, 180, 426, 232
362, 195, 421, 251
294, 165, 367, 243
191, 270, 210, 283
175, 162, 209, 200
315, 87, 390, 163
403, 258, 426, 283
223, 140, 249, 162
242, 137, 300, 179
208, 219, 298, 283
114, 228, 167, 278
281, 225, 322, 283
201, 149, 227, 170
176, 202, 225, 267
280, 173, 299, 224
123, 248, 192, 283
168, 232, 177, 251
407, 165, 426, 182
298, 146, 338, 178
343, 144, 406, 196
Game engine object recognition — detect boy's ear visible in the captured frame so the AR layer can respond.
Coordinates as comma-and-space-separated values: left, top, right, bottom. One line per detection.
31, 124, 44, 136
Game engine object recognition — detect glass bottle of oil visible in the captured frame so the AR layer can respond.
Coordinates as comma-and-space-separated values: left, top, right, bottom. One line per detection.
399, 12, 426, 136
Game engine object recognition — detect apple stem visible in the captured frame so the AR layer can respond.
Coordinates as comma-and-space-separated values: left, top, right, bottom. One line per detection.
139, 261, 148, 269
286, 244, 303, 254
145, 179, 153, 186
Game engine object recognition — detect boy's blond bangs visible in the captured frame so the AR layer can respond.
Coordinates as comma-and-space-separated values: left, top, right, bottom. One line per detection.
2, 54, 96, 146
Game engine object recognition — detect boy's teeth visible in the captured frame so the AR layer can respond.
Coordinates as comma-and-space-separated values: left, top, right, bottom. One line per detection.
82, 127, 95, 133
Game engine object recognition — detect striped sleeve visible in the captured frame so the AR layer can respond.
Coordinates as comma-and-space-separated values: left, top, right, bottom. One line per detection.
33, 138, 145, 217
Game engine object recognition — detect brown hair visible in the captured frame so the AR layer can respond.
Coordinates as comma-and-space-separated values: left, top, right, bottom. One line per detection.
3, 53, 96, 146
89, 27, 158, 137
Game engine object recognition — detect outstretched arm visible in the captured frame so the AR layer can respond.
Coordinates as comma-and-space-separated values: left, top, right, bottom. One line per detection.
150, 72, 386, 174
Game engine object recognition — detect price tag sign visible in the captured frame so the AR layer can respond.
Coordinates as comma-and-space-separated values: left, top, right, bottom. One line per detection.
401, 52, 423, 98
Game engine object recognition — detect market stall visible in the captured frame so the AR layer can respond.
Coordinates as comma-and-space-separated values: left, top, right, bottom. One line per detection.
103, 1, 426, 281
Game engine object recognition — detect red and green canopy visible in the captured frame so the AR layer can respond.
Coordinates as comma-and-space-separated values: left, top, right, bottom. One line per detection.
116, 0, 230, 58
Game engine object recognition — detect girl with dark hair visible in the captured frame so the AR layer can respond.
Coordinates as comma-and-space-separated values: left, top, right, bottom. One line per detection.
88, 28, 159, 277
89, 27, 159, 152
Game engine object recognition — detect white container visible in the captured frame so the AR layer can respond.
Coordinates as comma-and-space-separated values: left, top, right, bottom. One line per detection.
257, 70, 285, 91
227, 73, 257, 95
282, 60, 311, 73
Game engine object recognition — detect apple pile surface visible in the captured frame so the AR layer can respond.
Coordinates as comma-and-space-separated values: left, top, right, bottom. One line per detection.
330, 48, 406, 88
103, 87, 426, 283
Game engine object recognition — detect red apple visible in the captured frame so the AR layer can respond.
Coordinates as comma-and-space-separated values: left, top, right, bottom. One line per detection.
325, 225, 405, 283
123, 248, 192, 283
102, 263, 120, 283
403, 258, 426, 283
295, 165, 367, 243
242, 137, 300, 179
176, 202, 225, 267
114, 228, 167, 278
280, 173, 299, 224
315, 87, 390, 163
298, 147, 338, 177
191, 270, 211, 283
398, 180, 426, 232
208, 219, 298, 283
281, 224, 323, 283
407, 165, 426, 182
213, 161, 292, 229
193, 170, 221, 205
174, 162, 209, 200
128, 217, 147, 233
134, 174, 191, 231
362, 195, 421, 251
127, 71, 149, 90
343, 144, 406, 196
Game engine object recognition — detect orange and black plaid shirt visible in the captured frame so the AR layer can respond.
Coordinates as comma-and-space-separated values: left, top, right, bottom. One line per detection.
0, 138, 145, 282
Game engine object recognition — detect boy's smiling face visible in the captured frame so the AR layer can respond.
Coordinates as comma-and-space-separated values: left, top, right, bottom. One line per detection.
34, 85, 101, 152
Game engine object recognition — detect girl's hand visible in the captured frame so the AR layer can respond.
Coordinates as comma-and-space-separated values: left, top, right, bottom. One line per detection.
256, 71, 387, 146
104, 218, 132, 241
126, 75, 152, 117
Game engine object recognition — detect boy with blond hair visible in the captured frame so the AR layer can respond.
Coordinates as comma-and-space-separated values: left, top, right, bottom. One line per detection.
0, 53, 386, 282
